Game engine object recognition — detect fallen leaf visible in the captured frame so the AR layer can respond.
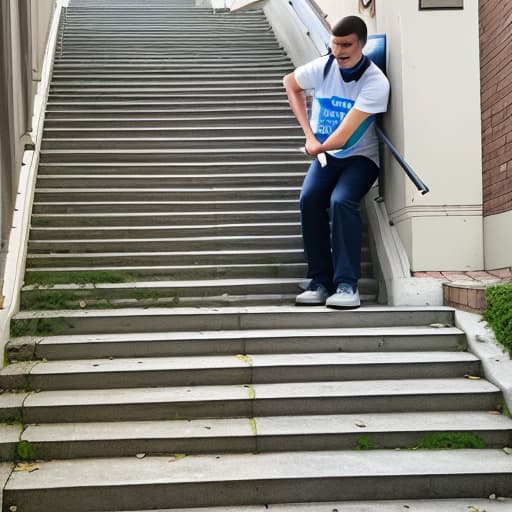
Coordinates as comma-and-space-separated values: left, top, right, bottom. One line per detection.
169, 453, 187, 462
135, 453, 146, 459
429, 323, 451, 328
14, 463, 39, 473
9, 506, 17, 512
79, 300, 87, 309
464, 374, 481, 380
489, 493, 497, 500
503, 447, 512, 455
467, 506, 482, 512
355, 421, 367, 428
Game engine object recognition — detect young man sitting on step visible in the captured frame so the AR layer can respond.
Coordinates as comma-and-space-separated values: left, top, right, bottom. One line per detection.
283, 15, 389, 309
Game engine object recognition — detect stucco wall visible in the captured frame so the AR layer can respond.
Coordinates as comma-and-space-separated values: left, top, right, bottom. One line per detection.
0, 0, 56, 284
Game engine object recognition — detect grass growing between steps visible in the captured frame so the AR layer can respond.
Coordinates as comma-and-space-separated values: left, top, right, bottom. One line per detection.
354, 432, 486, 451
413, 432, 486, 449
16, 441, 40, 461
484, 283, 512, 356
20, 288, 180, 310
25, 270, 134, 287
10, 317, 73, 338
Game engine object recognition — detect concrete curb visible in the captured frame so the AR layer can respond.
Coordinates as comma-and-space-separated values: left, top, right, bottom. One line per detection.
455, 309, 512, 413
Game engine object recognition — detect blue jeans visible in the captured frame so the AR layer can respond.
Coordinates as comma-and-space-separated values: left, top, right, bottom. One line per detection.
299, 154, 379, 292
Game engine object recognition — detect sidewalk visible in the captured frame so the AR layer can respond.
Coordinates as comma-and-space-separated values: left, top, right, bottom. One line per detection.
414, 268, 512, 313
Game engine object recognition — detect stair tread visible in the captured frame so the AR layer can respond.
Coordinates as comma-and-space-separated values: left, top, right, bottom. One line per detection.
31, 325, 465, 345
13, 305, 455, 320
6, 351, 479, 378
6, 450, 512, 490
19, 411, 512, 443
99, 499, 512, 512
19, 378, 499, 408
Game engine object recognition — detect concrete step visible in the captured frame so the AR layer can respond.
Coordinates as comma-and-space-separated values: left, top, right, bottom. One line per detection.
86, 500, 512, 512
29, 221, 303, 237
7, 325, 466, 362
23, 262, 316, 281
31, 200, 300, 214
0, 378, 501, 423
36, 162, 305, 176
4, 411, 510, 460
2, 352, 480, 391
33, 186, 301, 202
10, 306, 457, 337
26, 234, 309, 253
41, 136, 303, 150
34, 173, 305, 188
25, 249, 307, 269
43, 115, 298, 126
4, 450, 512, 510
38, 149, 306, 164
42, 127, 303, 139
18, 277, 374, 310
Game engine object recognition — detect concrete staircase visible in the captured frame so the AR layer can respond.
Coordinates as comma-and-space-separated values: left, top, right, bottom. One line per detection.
22, 0, 383, 310
1, 0, 512, 511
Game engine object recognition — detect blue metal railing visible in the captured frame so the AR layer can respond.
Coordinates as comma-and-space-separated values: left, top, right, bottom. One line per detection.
287, 0, 430, 195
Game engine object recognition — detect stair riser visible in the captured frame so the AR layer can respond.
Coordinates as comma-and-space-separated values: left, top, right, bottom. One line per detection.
25, 281, 385, 308
33, 189, 301, 202
35, 175, 304, 189
24, 262, 315, 281
31, 334, 466, 361
6, 429, 510, 462
16, 361, 481, 391
42, 128, 303, 139
37, 162, 306, 174
43, 116, 297, 126
25, 252, 306, 269
38, 152, 305, 164
6, 473, 511, 512
18, 392, 501, 424
29, 224, 304, 238
11, 310, 456, 337
40, 141, 301, 152
30, 212, 302, 227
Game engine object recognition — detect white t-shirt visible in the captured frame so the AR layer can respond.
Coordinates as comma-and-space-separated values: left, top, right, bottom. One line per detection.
294, 55, 390, 165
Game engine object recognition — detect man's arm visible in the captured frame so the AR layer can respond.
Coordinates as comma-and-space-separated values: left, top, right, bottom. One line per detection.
320, 108, 371, 153
283, 73, 323, 156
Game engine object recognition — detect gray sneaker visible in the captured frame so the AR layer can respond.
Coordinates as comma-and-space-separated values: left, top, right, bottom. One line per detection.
326, 284, 361, 309
295, 283, 330, 306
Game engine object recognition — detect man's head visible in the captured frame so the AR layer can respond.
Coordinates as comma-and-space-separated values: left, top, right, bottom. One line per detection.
330, 16, 367, 69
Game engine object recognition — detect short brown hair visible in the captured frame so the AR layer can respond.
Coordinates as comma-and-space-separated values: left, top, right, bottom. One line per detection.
332, 16, 367, 45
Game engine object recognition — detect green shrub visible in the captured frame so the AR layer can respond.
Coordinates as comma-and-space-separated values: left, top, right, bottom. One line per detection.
483, 283, 512, 355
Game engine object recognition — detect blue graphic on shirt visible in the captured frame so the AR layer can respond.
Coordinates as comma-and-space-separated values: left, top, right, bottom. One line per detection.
315, 96, 355, 143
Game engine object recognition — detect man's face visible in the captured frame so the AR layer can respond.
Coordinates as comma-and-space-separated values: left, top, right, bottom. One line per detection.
330, 33, 364, 68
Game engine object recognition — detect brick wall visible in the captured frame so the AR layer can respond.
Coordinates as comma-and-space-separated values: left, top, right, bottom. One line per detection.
480, 0, 512, 216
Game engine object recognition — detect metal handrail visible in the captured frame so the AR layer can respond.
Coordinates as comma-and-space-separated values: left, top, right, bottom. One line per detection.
375, 126, 429, 195
287, 0, 430, 195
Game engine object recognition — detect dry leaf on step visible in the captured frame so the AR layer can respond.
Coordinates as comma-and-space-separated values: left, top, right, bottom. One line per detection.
464, 374, 481, 380
355, 420, 367, 428
14, 462, 39, 473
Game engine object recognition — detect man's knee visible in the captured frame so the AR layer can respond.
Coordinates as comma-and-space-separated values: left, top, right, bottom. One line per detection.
330, 195, 360, 213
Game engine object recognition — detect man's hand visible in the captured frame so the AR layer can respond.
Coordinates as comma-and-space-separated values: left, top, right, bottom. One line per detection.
305, 136, 324, 156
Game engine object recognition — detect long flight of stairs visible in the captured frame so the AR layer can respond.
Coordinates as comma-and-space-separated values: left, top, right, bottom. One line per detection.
1, 0, 512, 510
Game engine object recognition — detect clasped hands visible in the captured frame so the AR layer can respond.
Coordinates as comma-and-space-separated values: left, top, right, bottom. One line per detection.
304, 136, 325, 157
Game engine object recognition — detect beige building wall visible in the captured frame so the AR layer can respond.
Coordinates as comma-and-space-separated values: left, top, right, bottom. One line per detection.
0, 0, 56, 291
315, 0, 484, 272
